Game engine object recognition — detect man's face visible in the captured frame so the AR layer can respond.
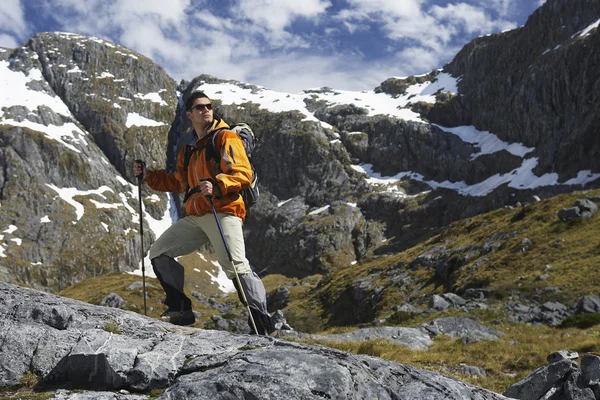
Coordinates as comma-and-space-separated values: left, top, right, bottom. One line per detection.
187, 97, 214, 127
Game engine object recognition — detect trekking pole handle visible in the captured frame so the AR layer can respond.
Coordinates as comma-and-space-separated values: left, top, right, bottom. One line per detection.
134, 160, 146, 182
199, 178, 214, 199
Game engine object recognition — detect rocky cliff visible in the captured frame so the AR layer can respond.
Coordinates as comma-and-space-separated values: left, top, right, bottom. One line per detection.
0, 32, 175, 290
433, 0, 600, 179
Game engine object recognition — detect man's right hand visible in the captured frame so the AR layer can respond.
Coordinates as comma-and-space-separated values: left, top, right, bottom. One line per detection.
133, 160, 147, 180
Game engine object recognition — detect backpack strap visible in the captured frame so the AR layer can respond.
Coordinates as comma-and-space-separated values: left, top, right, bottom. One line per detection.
209, 128, 228, 165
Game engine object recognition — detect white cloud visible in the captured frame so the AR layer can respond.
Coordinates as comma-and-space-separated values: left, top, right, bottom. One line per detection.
472, 0, 516, 18
235, 0, 331, 36
390, 43, 464, 83
113, 0, 191, 25
17, 0, 532, 93
430, 3, 517, 34
0, 33, 19, 48
0, 0, 28, 40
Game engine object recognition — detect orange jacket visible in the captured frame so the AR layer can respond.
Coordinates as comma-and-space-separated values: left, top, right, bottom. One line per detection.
145, 118, 251, 221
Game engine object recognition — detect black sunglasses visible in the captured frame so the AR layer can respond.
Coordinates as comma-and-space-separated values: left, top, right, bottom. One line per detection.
190, 103, 212, 111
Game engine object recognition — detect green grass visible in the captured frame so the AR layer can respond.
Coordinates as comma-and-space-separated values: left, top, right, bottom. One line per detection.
103, 320, 120, 334
53, 188, 600, 395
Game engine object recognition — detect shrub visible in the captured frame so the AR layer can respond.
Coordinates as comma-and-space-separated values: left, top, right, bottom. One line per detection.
558, 313, 600, 329
386, 311, 417, 325
103, 320, 120, 334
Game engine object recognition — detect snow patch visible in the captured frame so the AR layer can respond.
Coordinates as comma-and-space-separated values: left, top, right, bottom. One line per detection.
309, 205, 330, 215
577, 18, 600, 37
134, 92, 168, 106
3, 225, 17, 234
125, 113, 166, 128
434, 124, 535, 159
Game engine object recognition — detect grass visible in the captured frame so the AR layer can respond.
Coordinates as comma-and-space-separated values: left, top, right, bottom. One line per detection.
58, 249, 245, 328
103, 320, 120, 334
303, 322, 600, 394
303, 188, 600, 329
0, 370, 53, 400
49, 188, 600, 395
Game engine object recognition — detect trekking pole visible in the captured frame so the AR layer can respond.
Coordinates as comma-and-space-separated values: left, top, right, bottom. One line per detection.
202, 184, 259, 335
134, 160, 148, 316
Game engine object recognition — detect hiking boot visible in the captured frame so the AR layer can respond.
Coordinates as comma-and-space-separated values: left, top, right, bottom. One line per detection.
268, 329, 280, 338
169, 309, 195, 326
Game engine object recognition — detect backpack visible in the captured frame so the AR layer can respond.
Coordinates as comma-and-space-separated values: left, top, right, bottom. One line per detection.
182, 123, 259, 208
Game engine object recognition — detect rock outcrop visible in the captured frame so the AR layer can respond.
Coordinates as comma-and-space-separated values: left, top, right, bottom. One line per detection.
0, 282, 510, 399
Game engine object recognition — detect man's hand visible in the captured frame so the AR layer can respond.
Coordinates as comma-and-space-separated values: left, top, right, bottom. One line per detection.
199, 180, 213, 196
133, 160, 147, 180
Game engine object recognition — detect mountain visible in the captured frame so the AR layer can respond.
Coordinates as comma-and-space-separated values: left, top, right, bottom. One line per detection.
0, 0, 597, 296
3, 0, 598, 291
1, 0, 600, 397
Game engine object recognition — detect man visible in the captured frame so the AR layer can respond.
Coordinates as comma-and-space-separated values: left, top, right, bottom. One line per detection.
133, 91, 275, 335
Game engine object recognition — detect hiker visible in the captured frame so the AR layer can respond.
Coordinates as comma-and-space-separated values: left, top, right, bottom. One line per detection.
133, 91, 275, 335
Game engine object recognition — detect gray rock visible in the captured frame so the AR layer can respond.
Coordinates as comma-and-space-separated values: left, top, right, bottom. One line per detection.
460, 364, 487, 377
394, 304, 421, 313
272, 310, 292, 331
508, 301, 570, 327
308, 326, 434, 350
442, 293, 468, 307
590, 384, 600, 400
419, 317, 505, 342
268, 287, 290, 311
575, 296, 600, 314
575, 199, 598, 219
429, 294, 451, 311
50, 389, 149, 399
100, 293, 126, 309
547, 350, 579, 364
542, 302, 567, 313
463, 288, 491, 300
126, 282, 156, 291
503, 359, 576, 400
67, 338, 124, 390
162, 344, 508, 400
564, 371, 596, 400
581, 354, 600, 385
0, 282, 509, 399
210, 315, 230, 331
558, 207, 581, 222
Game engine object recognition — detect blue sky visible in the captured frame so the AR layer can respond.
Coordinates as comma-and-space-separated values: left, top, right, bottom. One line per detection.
0, 0, 545, 92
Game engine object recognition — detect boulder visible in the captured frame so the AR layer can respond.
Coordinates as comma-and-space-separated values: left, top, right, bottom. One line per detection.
306, 326, 434, 350
100, 293, 126, 309
0, 282, 509, 399
503, 359, 576, 400
429, 294, 451, 311
575, 296, 600, 314
581, 354, 600, 385
418, 317, 504, 342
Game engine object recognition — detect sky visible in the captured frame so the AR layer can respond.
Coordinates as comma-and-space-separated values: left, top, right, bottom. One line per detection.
0, 0, 546, 92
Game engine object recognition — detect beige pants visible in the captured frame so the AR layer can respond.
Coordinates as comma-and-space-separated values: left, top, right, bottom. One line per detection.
148, 213, 251, 279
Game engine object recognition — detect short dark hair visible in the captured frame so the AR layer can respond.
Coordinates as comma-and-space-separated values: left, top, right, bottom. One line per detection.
185, 91, 210, 111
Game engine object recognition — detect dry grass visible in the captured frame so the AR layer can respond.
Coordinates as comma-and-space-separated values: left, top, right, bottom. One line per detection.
304, 322, 600, 394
